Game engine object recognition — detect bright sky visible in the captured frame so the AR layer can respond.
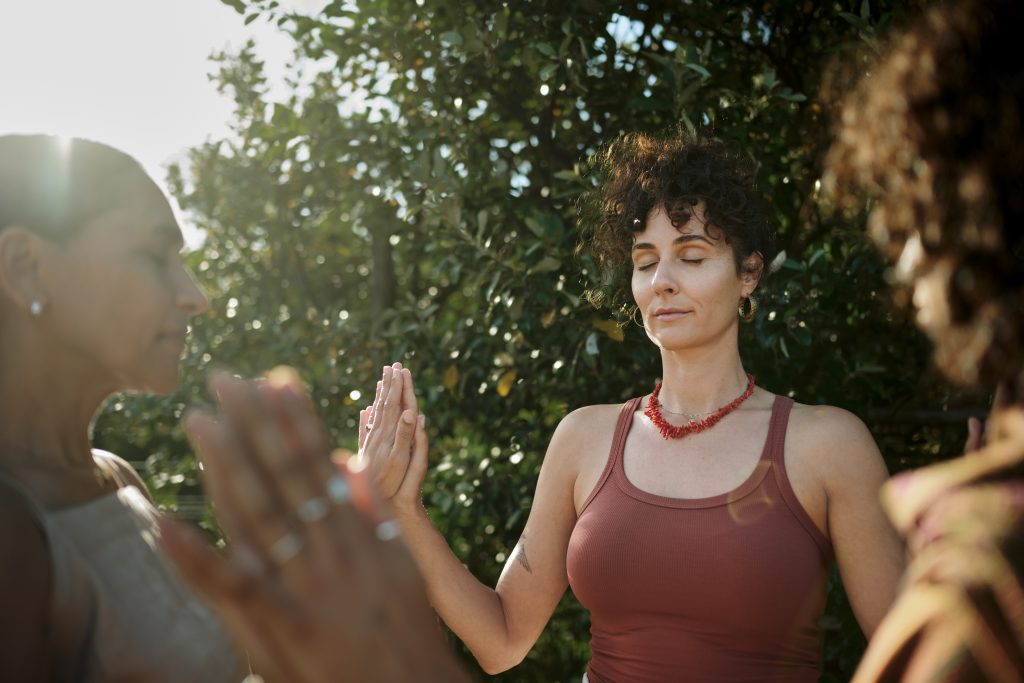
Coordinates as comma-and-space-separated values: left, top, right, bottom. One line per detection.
0, 0, 324, 244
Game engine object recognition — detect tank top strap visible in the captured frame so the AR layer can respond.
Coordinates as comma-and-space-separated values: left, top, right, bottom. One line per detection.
763, 397, 833, 559
577, 397, 643, 517
764, 395, 795, 465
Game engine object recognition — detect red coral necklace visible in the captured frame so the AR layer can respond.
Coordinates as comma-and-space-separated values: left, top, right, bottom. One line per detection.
644, 373, 756, 440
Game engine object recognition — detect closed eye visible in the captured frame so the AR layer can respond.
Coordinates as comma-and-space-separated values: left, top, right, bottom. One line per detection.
682, 258, 705, 265
635, 262, 657, 272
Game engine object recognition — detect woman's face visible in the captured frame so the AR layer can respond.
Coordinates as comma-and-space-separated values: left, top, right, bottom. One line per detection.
630, 204, 756, 352
39, 173, 208, 395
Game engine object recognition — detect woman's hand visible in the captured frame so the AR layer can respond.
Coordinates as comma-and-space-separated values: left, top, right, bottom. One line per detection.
359, 364, 430, 517
355, 363, 421, 499
158, 368, 470, 683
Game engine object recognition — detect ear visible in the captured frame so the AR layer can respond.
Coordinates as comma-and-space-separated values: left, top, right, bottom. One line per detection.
740, 251, 764, 297
0, 227, 48, 314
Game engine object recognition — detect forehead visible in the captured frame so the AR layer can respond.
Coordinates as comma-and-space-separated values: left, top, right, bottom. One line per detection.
632, 203, 721, 244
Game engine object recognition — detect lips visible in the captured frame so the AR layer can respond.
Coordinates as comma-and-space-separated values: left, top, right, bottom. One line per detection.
652, 308, 691, 321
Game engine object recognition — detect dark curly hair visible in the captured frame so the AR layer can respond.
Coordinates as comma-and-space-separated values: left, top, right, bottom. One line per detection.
577, 131, 776, 316
825, 0, 1024, 393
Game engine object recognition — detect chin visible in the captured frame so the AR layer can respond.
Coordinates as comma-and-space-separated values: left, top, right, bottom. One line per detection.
648, 332, 701, 351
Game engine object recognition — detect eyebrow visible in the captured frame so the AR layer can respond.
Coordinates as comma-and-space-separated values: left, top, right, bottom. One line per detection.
632, 234, 713, 253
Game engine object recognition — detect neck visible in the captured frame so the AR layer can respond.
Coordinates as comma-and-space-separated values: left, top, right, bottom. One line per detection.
0, 331, 113, 470
655, 334, 750, 415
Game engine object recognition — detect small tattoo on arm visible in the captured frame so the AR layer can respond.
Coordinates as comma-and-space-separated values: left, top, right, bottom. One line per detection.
514, 534, 533, 574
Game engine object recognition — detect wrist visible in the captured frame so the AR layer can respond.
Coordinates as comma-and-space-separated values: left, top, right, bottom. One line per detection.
393, 495, 428, 524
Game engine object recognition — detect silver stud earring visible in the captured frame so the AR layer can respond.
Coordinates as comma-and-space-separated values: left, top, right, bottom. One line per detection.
29, 300, 43, 317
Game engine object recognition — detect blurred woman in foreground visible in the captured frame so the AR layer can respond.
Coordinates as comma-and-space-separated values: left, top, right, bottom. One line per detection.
0, 135, 245, 680
826, 0, 1024, 678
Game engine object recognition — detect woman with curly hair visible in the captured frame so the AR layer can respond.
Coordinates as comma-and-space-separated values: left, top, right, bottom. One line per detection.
344, 131, 905, 681
826, 0, 1024, 679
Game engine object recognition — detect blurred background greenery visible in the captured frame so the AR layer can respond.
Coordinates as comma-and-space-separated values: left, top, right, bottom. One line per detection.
92, 0, 985, 679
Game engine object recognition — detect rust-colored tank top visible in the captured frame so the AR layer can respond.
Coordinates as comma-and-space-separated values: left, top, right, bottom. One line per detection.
567, 395, 831, 683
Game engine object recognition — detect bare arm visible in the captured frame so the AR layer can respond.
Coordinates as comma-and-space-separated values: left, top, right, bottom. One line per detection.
810, 407, 905, 636
393, 409, 586, 674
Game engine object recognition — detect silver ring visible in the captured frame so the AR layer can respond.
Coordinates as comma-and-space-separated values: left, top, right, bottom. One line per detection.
267, 530, 303, 565
375, 519, 401, 542
297, 497, 329, 523
326, 475, 352, 504
365, 422, 373, 431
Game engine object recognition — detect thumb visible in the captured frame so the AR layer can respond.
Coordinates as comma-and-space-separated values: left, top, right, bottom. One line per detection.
397, 414, 429, 500
391, 408, 417, 459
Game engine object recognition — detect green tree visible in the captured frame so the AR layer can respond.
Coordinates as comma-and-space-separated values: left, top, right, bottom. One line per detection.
94, 1, 985, 679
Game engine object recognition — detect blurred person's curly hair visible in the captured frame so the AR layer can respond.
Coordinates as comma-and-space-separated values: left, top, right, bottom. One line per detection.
577, 131, 776, 317
826, 0, 1024, 392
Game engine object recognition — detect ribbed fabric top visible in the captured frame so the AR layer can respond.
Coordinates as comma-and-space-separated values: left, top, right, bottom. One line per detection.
567, 395, 831, 683
0, 477, 245, 682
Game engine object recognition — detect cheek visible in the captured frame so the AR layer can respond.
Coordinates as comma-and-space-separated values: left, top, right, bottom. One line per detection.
630, 271, 643, 301
689, 264, 743, 306
54, 260, 164, 351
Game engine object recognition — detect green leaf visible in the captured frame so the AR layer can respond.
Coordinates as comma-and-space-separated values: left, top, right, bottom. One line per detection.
220, 0, 246, 14
524, 216, 546, 238
532, 256, 562, 273
685, 63, 711, 79
777, 88, 807, 102
539, 63, 559, 81
535, 42, 557, 58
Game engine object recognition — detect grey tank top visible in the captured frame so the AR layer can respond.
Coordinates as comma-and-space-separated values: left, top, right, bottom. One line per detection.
1, 477, 246, 682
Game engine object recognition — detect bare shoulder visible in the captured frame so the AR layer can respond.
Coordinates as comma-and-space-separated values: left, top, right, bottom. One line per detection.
92, 450, 154, 502
786, 402, 889, 487
548, 404, 624, 462
557, 403, 624, 438
548, 403, 630, 512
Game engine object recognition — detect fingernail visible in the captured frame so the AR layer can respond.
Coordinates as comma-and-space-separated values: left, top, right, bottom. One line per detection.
266, 365, 300, 389
402, 410, 415, 424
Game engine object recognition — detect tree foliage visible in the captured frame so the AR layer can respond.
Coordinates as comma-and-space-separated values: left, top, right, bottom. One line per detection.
93, 1, 985, 679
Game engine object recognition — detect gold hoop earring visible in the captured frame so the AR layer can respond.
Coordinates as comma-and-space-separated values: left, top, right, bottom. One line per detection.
738, 295, 757, 323
631, 307, 645, 329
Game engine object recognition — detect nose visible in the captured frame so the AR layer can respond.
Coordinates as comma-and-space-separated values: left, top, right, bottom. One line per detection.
175, 265, 209, 316
651, 261, 679, 296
